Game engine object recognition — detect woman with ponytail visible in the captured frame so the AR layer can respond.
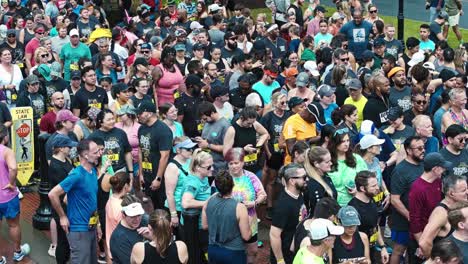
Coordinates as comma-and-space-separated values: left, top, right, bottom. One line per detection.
303, 146, 337, 214
130, 209, 188, 264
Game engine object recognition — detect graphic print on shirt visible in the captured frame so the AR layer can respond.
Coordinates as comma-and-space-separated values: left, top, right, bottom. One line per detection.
453, 162, 468, 176
353, 28, 366, 43
88, 98, 102, 110
104, 136, 121, 166
139, 133, 152, 172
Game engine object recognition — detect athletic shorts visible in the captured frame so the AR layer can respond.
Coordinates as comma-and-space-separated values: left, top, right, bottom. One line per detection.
0, 196, 20, 219
391, 230, 409, 246
449, 13, 460, 27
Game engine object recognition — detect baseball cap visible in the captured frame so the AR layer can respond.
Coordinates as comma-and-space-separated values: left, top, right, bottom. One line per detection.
266, 24, 279, 33
387, 106, 403, 121
38, 64, 51, 81
136, 101, 157, 115
50, 62, 62, 78
406, 37, 420, 50
360, 120, 376, 136
337, 206, 361, 227
193, 43, 206, 51
185, 74, 203, 87
55, 109, 79, 123
134, 57, 149, 67
112, 83, 129, 95
331, 12, 344, 20
445, 124, 467, 139
438, 11, 449, 20
423, 152, 452, 171
71, 71, 81, 80
174, 28, 187, 37
359, 134, 385, 149
315, 6, 327, 13
288, 96, 305, 109
210, 85, 228, 99
53, 135, 78, 148
174, 138, 198, 149
6, 28, 16, 36
408, 51, 425, 67
174, 43, 186, 52
208, 3, 221, 13
296, 72, 309, 87
361, 50, 374, 61
387, 66, 405, 78
305, 218, 344, 240
116, 104, 137, 116
345, 78, 362, 90
26, 74, 40, 85
190, 21, 204, 30
122, 202, 145, 217
69, 28, 79, 37
167, 0, 176, 6
439, 69, 456, 83
373, 38, 385, 48
303, 61, 320, 77
307, 102, 326, 126
317, 84, 336, 98
140, 43, 151, 50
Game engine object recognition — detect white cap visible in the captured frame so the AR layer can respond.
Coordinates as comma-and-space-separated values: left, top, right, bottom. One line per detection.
122, 202, 145, 217
360, 120, 375, 136
331, 12, 344, 20
190, 21, 204, 30
305, 218, 344, 240
208, 3, 221, 13
267, 24, 279, 33
359, 134, 385, 149
408, 51, 425, 67
69, 28, 79, 37
245, 92, 262, 108
303, 61, 320, 77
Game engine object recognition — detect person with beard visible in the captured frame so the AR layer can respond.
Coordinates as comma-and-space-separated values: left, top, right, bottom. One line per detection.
174, 74, 206, 138
48, 139, 102, 264
408, 153, 451, 264
252, 65, 280, 105
175, 9, 191, 33
270, 163, 307, 264
441, 88, 468, 134
348, 171, 390, 264
205, 62, 223, 90
381, 55, 396, 77
228, 54, 254, 91
221, 31, 243, 65
229, 73, 262, 113
363, 74, 391, 129
390, 136, 425, 264
135, 5, 155, 38
439, 124, 468, 176
71, 67, 108, 117
263, 24, 287, 61
339, 9, 373, 60
388, 67, 412, 112
211, 85, 234, 122
40, 91, 65, 134
16, 74, 46, 125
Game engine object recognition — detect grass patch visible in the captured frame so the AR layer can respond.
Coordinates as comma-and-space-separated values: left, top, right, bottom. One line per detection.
250, 6, 468, 48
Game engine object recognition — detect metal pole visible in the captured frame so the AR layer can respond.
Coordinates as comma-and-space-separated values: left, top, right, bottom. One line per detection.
32, 133, 52, 230
183, 210, 202, 264
397, 0, 405, 41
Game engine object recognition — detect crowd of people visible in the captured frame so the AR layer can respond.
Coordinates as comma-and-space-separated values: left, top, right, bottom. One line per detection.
0, 0, 467, 263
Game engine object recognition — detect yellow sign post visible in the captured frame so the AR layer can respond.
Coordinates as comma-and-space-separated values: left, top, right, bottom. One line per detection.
10, 107, 35, 186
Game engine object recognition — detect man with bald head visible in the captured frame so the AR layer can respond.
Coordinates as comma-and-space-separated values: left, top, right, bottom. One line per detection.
40, 92, 65, 134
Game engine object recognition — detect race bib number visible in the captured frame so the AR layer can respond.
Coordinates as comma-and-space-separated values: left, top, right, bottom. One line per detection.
11, 93, 17, 100
370, 231, 378, 244
244, 152, 258, 162
88, 211, 99, 229
107, 154, 119, 161
197, 123, 204, 132
174, 90, 180, 99
17, 62, 24, 68
37, 118, 41, 125
70, 64, 79, 71
142, 162, 153, 170
89, 103, 102, 109
379, 110, 389, 123
273, 143, 280, 152
373, 191, 384, 203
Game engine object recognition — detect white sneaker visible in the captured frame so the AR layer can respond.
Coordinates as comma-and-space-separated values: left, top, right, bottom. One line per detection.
17, 189, 23, 200
13, 243, 30, 262
384, 225, 392, 238
0, 256, 6, 264
48, 244, 56, 257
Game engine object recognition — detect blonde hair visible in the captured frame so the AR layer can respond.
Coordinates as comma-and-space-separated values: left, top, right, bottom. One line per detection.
189, 149, 212, 174
303, 146, 334, 197
412, 114, 431, 128
34, 47, 49, 64
271, 92, 287, 109
454, 48, 465, 71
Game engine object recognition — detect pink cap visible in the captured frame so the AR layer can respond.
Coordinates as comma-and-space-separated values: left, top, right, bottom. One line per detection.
55, 109, 79, 123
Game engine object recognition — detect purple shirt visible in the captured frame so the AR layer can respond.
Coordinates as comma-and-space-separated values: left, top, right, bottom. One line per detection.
0, 144, 18, 203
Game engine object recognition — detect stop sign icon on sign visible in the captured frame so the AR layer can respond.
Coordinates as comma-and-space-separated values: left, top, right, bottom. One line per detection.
16, 123, 31, 138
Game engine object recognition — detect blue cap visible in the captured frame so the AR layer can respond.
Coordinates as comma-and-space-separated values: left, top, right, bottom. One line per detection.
53, 135, 78, 148
337, 206, 361, 226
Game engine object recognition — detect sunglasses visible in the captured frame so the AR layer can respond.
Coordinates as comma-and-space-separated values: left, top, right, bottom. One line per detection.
334, 127, 349, 136
141, 50, 150, 54
410, 146, 425, 151
369, 10, 377, 13
7, 34, 15, 38
36, 31, 44, 35
340, 57, 349, 62
291, 176, 306, 180
199, 165, 212, 170
279, 101, 287, 105
414, 100, 427, 105
458, 137, 467, 143
40, 54, 48, 58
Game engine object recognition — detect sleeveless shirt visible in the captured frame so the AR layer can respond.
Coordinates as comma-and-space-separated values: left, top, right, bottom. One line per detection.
142, 241, 181, 264
332, 232, 365, 263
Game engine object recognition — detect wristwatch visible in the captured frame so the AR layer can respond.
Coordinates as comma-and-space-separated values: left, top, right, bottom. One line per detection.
155, 176, 162, 182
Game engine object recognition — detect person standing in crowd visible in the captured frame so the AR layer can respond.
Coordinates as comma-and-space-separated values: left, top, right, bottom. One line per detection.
293, 218, 344, 264
60, 29, 92, 81
137, 101, 173, 209
175, 74, 206, 138
159, 103, 184, 141
202, 170, 251, 264
270, 163, 307, 264
45, 109, 79, 162
419, 174, 467, 258
413, 115, 440, 154
131, 209, 188, 264
343, 79, 367, 130
0, 124, 30, 264
252, 64, 280, 105
40, 91, 65, 135
340, 9, 372, 60
71, 67, 108, 117
439, 124, 468, 176
362, 74, 391, 128
388, 66, 412, 112
48, 139, 102, 264
390, 136, 425, 264
382, 106, 415, 159
441, 88, 468, 134
448, 201, 468, 263
408, 153, 452, 263
348, 171, 389, 263
152, 46, 185, 106
63, 71, 81, 110
331, 205, 370, 263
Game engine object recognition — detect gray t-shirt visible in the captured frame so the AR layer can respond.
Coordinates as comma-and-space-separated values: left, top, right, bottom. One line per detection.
439, 147, 468, 176
449, 234, 468, 264
387, 125, 416, 152
389, 86, 412, 112
228, 70, 242, 90
208, 29, 225, 47
201, 117, 230, 171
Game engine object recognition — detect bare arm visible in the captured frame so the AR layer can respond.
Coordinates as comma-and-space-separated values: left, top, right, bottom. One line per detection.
223, 126, 235, 156
176, 241, 189, 264
165, 164, 180, 216
285, 138, 297, 156
125, 151, 134, 174
237, 203, 252, 241
72, 108, 80, 118
253, 121, 270, 147
157, 151, 170, 179
151, 66, 162, 104
360, 232, 371, 263
201, 199, 209, 230
181, 193, 206, 209
270, 226, 284, 262
391, 194, 409, 221
130, 242, 145, 264
419, 208, 447, 257
4, 148, 17, 186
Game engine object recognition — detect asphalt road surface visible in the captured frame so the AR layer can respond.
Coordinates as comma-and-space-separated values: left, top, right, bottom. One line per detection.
319, 0, 468, 28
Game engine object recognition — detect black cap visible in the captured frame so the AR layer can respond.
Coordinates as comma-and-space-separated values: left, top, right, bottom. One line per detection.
445, 124, 467, 139
288, 96, 305, 109
423, 152, 452, 171
307, 102, 326, 126
185, 74, 203, 87
210, 85, 228, 99
71, 71, 81, 80
387, 106, 403, 121
112, 83, 129, 94
373, 38, 385, 47
439, 69, 456, 83
361, 50, 374, 61
136, 101, 157, 115
193, 43, 206, 51
134, 57, 148, 67
316, 6, 326, 13
406, 37, 420, 49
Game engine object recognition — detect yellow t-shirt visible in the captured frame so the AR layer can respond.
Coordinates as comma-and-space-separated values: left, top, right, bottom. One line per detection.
344, 96, 368, 130
282, 113, 317, 164
293, 247, 325, 264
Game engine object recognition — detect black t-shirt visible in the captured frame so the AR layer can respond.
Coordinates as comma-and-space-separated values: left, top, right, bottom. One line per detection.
260, 110, 291, 153
429, 22, 443, 44
0, 41, 25, 64
129, 94, 153, 108
138, 119, 173, 181
0, 102, 12, 124
71, 86, 108, 117
439, 147, 468, 177
348, 197, 379, 245
229, 89, 263, 111
363, 94, 390, 129
270, 189, 306, 263
76, 17, 99, 38
174, 93, 205, 138
110, 218, 149, 264
45, 132, 79, 161
88, 128, 132, 172
49, 157, 74, 217
390, 160, 424, 231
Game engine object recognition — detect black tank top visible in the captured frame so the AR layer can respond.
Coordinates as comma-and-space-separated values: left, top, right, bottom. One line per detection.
332, 232, 365, 264
142, 242, 181, 264
433, 203, 455, 245
232, 121, 260, 172
97, 174, 110, 212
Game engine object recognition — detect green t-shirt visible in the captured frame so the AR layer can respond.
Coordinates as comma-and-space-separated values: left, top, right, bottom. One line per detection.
293, 247, 325, 264
164, 159, 191, 212
181, 174, 211, 228
445, 0, 460, 16
60, 42, 92, 81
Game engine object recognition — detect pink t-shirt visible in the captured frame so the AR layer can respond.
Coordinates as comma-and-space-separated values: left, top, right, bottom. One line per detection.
115, 122, 141, 163
105, 195, 123, 256
156, 64, 184, 106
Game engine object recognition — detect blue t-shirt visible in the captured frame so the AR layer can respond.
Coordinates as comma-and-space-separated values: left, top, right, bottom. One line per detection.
339, 21, 373, 59
59, 165, 98, 232
425, 136, 440, 154
419, 39, 436, 53
253, 80, 280, 105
